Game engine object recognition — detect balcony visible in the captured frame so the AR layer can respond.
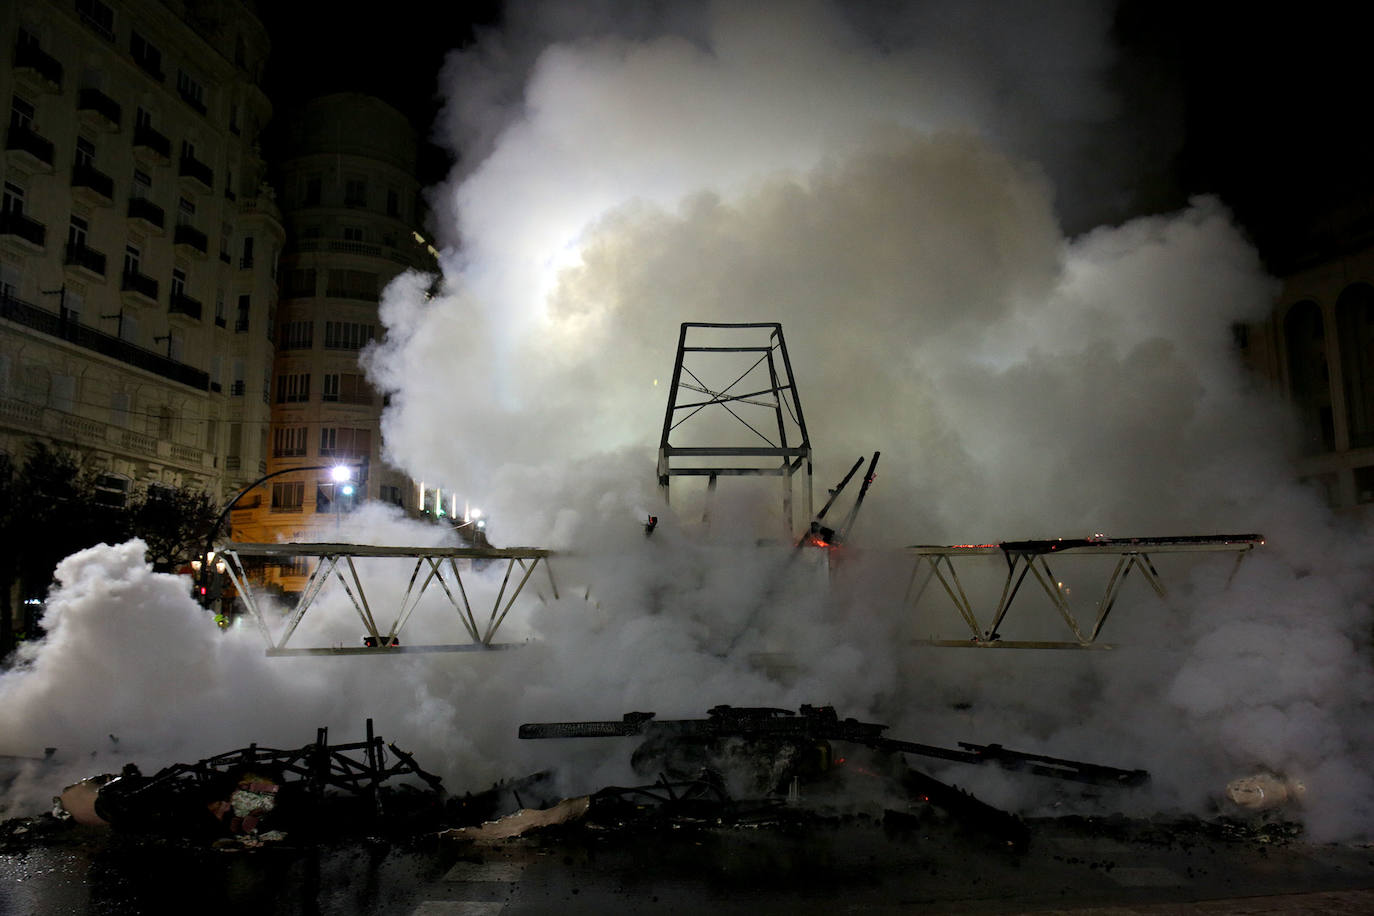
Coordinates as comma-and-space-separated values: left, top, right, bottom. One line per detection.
178, 153, 213, 192
5, 124, 55, 171
126, 196, 165, 232
71, 162, 114, 205
230, 380, 246, 396
325, 284, 379, 303
14, 42, 63, 92
239, 255, 254, 269
173, 222, 208, 256
218, 250, 231, 264
169, 291, 203, 323
63, 242, 107, 277
0, 292, 207, 390
0, 211, 46, 250
77, 87, 121, 129
120, 270, 159, 305
132, 123, 171, 163
289, 236, 434, 270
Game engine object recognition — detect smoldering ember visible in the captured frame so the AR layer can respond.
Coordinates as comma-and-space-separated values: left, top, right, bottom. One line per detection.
2, 1, 1374, 913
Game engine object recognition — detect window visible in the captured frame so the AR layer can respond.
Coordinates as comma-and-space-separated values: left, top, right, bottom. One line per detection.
135, 106, 151, 130
51, 375, 75, 413
157, 406, 175, 438
236, 294, 250, 332
176, 69, 205, 111
180, 139, 196, 162
322, 373, 372, 404
386, 188, 400, 218
229, 103, 240, 134
63, 288, 83, 324
380, 485, 403, 507
303, 176, 321, 206
214, 291, 225, 324
342, 226, 363, 242
319, 427, 371, 459
344, 178, 366, 207
130, 31, 163, 79
123, 244, 141, 276
211, 355, 222, 388
1, 262, 20, 300
276, 373, 310, 403
178, 196, 195, 224
75, 0, 116, 40
93, 473, 130, 507
2, 181, 24, 216
120, 313, 138, 343
271, 480, 305, 511
75, 137, 96, 168
324, 321, 376, 350
109, 390, 130, 425
279, 319, 313, 350
220, 222, 231, 259
132, 168, 152, 198
241, 235, 254, 267
231, 358, 245, 396
68, 215, 89, 249
171, 267, 186, 298
10, 95, 35, 130
284, 268, 316, 298
325, 269, 378, 301
273, 427, 307, 457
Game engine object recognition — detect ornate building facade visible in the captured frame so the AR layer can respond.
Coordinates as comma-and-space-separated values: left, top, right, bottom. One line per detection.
1, 0, 280, 504
230, 92, 435, 553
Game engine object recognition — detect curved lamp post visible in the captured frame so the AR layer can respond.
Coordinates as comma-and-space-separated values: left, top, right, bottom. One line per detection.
196, 463, 354, 606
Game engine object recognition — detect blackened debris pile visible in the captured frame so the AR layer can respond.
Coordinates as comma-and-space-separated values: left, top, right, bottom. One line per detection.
520, 704, 1151, 850
74, 719, 447, 842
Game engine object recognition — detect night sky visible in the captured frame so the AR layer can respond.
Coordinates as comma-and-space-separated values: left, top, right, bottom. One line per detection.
256, 1, 1372, 271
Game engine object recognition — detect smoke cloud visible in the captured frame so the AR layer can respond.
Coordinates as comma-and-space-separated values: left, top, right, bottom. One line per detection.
2, 1, 1371, 844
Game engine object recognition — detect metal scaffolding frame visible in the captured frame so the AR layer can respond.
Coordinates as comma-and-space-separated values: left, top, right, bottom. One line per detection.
905, 534, 1263, 648
657, 322, 813, 536
217, 542, 557, 656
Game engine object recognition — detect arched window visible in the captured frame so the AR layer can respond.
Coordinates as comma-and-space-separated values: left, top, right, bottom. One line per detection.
1335, 282, 1374, 449
1284, 300, 1333, 453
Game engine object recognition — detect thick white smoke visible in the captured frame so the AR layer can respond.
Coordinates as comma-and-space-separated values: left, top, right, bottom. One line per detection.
2, 1, 1371, 843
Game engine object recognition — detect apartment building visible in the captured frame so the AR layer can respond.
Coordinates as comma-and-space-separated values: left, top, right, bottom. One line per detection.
1, 0, 280, 504
233, 92, 436, 549
1243, 242, 1374, 511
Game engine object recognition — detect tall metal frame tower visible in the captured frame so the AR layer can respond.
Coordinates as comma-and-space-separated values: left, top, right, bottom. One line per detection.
657, 323, 813, 536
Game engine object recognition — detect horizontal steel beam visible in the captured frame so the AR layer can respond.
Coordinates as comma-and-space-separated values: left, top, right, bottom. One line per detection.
223, 541, 551, 559
668, 468, 788, 477
912, 639, 1116, 650
663, 446, 810, 457
266, 643, 523, 657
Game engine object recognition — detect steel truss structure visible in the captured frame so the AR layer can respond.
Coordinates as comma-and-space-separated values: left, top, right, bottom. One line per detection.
905, 534, 1263, 648
657, 322, 813, 536
218, 542, 557, 656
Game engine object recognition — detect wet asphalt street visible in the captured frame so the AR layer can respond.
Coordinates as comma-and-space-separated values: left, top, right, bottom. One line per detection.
3, 813, 1374, 915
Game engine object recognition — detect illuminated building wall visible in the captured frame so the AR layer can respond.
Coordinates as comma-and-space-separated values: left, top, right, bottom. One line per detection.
0, 0, 279, 506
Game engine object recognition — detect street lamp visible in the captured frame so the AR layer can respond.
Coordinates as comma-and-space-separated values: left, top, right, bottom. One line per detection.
331, 464, 352, 529
197, 462, 356, 607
